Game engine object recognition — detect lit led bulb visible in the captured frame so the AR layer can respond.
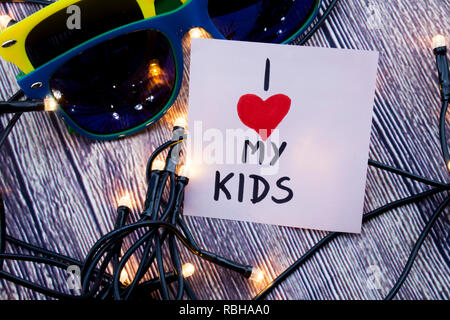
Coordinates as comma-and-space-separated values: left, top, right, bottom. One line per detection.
0, 15, 12, 30
44, 97, 58, 112
182, 263, 195, 278
120, 269, 130, 286
118, 193, 133, 208
174, 117, 187, 129
179, 161, 199, 178
447, 161, 450, 172
178, 165, 188, 177
249, 268, 264, 283
189, 27, 204, 39
432, 34, 446, 49
152, 159, 165, 171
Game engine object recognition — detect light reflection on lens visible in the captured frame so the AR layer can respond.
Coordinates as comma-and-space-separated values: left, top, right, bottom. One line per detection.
49, 30, 176, 136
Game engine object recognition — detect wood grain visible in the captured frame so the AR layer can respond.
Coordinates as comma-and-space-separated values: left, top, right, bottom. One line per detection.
0, 0, 449, 300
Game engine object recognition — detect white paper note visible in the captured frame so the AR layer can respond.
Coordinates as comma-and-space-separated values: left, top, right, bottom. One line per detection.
184, 38, 378, 233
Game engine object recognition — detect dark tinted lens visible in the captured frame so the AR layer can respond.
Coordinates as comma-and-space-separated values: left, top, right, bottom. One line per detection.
208, 0, 319, 43
26, 0, 144, 68
154, 0, 186, 14
49, 30, 176, 136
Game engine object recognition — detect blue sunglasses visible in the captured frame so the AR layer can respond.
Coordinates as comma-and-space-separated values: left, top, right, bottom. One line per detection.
18, 0, 321, 140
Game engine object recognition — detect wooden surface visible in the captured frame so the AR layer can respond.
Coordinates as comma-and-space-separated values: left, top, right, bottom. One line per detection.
0, 0, 449, 300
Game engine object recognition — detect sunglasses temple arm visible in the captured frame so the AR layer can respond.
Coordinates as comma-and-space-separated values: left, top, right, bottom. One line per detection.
298, 0, 340, 46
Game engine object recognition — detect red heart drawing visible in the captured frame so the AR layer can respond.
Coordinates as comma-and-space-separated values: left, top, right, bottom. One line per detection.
237, 94, 291, 141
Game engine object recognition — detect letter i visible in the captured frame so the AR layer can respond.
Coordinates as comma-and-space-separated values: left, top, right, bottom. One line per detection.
264, 58, 270, 92
238, 173, 245, 202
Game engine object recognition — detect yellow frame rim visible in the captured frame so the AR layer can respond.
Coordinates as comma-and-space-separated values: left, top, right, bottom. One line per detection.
0, 0, 157, 74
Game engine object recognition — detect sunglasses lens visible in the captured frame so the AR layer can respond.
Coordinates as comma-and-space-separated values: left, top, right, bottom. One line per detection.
49, 30, 176, 136
26, 0, 144, 68
208, 0, 319, 43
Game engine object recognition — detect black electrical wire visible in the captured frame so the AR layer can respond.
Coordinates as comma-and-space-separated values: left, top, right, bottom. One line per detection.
439, 100, 450, 170
169, 178, 189, 300
5, 235, 82, 267
252, 153, 450, 300
155, 232, 170, 299
0, 253, 85, 300
2, 89, 24, 102
0, 100, 44, 113
0, 192, 5, 270
74, 137, 252, 300
120, 223, 185, 299
5, 235, 113, 284
253, 186, 449, 300
0, 90, 25, 269
114, 191, 181, 299
368, 159, 448, 188
0, 130, 218, 298
384, 195, 450, 300
114, 144, 185, 300
112, 231, 157, 299
82, 220, 248, 296
112, 166, 181, 300
0, 113, 22, 149
0, 90, 24, 149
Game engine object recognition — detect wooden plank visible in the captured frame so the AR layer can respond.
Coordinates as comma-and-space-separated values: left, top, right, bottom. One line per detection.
0, 0, 449, 300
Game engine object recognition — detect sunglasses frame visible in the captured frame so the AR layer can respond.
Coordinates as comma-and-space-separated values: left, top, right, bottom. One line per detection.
0, 0, 160, 74
16, 0, 321, 140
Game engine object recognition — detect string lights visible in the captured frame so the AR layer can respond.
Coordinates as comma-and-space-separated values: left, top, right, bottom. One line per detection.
0, 0, 448, 301
174, 117, 188, 129
0, 118, 261, 299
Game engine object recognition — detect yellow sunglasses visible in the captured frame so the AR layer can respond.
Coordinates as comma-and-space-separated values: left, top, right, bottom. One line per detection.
0, 0, 186, 74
